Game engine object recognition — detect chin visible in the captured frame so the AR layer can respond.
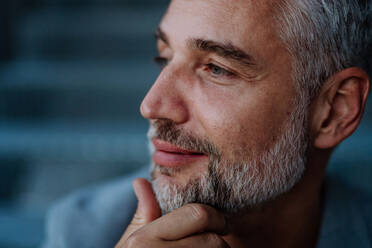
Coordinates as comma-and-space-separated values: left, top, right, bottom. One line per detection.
151, 163, 198, 188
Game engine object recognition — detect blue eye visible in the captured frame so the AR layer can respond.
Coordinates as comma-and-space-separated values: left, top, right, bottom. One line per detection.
206, 63, 234, 77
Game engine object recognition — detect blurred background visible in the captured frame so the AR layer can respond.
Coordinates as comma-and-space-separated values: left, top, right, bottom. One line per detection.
0, 0, 371, 247
0, 0, 168, 247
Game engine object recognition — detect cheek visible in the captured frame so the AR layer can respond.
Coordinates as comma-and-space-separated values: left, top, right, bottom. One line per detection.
192, 90, 261, 157
192, 84, 291, 159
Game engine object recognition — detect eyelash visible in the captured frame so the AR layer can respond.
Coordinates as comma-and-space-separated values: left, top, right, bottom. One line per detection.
204, 63, 235, 78
153, 56, 236, 79
154, 56, 168, 68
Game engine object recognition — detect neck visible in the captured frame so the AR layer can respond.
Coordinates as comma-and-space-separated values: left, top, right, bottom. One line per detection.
221, 149, 329, 248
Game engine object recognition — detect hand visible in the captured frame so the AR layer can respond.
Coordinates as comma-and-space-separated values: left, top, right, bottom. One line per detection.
115, 178, 230, 248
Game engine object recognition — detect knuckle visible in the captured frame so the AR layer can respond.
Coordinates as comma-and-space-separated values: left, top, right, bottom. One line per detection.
131, 213, 146, 226
187, 204, 211, 226
206, 233, 227, 247
124, 233, 145, 248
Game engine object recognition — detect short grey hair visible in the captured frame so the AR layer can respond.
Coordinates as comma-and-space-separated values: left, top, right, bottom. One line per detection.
275, 0, 372, 99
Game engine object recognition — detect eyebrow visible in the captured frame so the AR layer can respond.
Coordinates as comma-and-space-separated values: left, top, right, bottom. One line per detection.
189, 38, 256, 67
155, 27, 256, 67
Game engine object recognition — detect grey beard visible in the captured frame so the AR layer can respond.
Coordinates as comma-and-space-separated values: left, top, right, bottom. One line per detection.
149, 98, 308, 215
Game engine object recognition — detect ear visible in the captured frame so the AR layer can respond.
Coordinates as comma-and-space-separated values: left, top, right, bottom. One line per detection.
310, 67, 370, 149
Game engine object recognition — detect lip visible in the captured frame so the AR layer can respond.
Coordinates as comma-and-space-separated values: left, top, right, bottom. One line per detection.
152, 139, 208, 167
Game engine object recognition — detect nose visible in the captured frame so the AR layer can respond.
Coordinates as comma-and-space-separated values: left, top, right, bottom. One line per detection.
140, 66, 189, 124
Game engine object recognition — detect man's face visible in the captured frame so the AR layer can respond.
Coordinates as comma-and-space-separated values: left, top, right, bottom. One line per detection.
141, 0, 308, 213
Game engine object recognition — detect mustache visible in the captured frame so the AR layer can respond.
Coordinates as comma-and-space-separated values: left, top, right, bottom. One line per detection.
148, 119, 220, 157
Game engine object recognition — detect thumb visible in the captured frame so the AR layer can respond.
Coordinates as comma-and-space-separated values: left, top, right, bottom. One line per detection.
122, 178, 161, 240
133, 178, 161, 223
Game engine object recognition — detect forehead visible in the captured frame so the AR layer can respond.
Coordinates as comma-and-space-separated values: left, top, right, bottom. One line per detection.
165, 0, 276, 26
161, 0, 283, 62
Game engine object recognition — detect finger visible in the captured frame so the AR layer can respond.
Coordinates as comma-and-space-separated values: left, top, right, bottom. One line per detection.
145, 203, 228, 240
133, 178, 161, 222
120, 178, 161, 241
121, 232, 230, 248
173, 232, 231, 248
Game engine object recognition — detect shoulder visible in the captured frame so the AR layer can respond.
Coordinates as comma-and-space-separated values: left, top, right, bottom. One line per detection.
42, 167, 148, 248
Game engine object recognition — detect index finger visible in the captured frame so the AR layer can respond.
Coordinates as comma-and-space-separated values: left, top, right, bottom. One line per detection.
143, 203, 228, 241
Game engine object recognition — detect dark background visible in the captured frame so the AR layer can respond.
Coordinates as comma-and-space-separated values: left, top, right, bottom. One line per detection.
0, 1, 371, 247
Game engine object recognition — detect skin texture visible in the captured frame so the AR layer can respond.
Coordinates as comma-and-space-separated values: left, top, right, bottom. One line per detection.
142, 0, 296, 187
115, 0, 370, 247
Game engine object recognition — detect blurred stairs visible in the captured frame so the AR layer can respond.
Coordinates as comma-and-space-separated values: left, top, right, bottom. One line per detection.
0, 0, 168, 226
1, 1, 170, 247
0, 1, 371, 247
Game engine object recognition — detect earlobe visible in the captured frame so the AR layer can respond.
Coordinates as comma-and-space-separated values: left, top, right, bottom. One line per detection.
312, 67, 370, 149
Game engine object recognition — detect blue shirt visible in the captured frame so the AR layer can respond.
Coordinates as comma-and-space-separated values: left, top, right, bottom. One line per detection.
41, 167, 372, 248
